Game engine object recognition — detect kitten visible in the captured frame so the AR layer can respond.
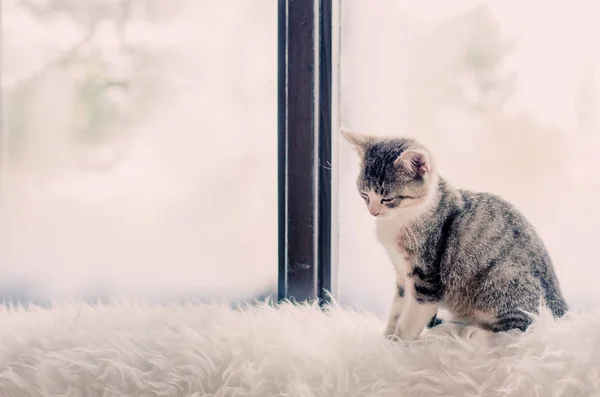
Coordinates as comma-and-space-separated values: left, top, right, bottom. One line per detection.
341, 130, 568, 341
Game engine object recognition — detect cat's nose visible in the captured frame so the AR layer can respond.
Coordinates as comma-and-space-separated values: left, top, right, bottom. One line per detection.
369, 208, 380, 216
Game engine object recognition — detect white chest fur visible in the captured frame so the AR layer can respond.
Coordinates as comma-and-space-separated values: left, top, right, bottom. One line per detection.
375, 219, 412, 286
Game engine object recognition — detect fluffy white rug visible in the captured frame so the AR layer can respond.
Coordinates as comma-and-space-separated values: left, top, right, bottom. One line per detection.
0, 300, 598, 397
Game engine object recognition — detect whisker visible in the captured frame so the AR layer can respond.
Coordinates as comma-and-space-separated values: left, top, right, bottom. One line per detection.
395, 221, 408, 245
407, 223, 418, 246
394, 218, 418, 247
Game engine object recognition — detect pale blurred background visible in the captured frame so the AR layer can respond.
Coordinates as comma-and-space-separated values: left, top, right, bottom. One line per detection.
1, 0, 599, 313
1, 0, 278, 304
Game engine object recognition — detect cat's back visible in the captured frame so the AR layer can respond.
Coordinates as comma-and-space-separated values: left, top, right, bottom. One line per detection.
452, 190, 547, 257
452, 189, 540, 246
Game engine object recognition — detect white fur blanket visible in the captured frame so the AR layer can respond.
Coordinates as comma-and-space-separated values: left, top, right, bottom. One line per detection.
0, 301, 598, 397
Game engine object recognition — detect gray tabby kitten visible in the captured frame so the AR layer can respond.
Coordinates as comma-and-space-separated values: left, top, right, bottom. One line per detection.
342, 130, 568, 341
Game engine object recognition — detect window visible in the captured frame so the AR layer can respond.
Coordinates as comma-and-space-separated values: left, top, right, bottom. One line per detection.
6, 0, 589, 314
277, 0, 336, 303
0, 0, 278, 305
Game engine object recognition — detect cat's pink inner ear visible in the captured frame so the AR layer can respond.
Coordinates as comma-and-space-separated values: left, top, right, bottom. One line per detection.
395, 150, 430, 176
340, 129, 369, 156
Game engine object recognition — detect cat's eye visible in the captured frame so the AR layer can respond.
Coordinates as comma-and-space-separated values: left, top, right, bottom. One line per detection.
381, 195, 415, 203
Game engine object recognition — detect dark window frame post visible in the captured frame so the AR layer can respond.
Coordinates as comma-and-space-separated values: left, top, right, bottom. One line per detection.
278, 0, 333, 304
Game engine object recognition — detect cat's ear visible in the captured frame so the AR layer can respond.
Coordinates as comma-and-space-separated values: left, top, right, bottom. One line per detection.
340, 129, 370, 156
394, 150, 430, 177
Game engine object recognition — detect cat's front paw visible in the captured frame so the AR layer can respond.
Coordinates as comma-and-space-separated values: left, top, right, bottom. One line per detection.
383, 322, 398, 338
384, 328, 398, 339
385, 333, 401, 342
384, 325, 403, 342
460, 325, 492, 344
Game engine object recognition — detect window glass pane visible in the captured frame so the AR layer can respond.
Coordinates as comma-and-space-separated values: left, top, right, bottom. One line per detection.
339, 0, 600, 314
0, 0, 277, 304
